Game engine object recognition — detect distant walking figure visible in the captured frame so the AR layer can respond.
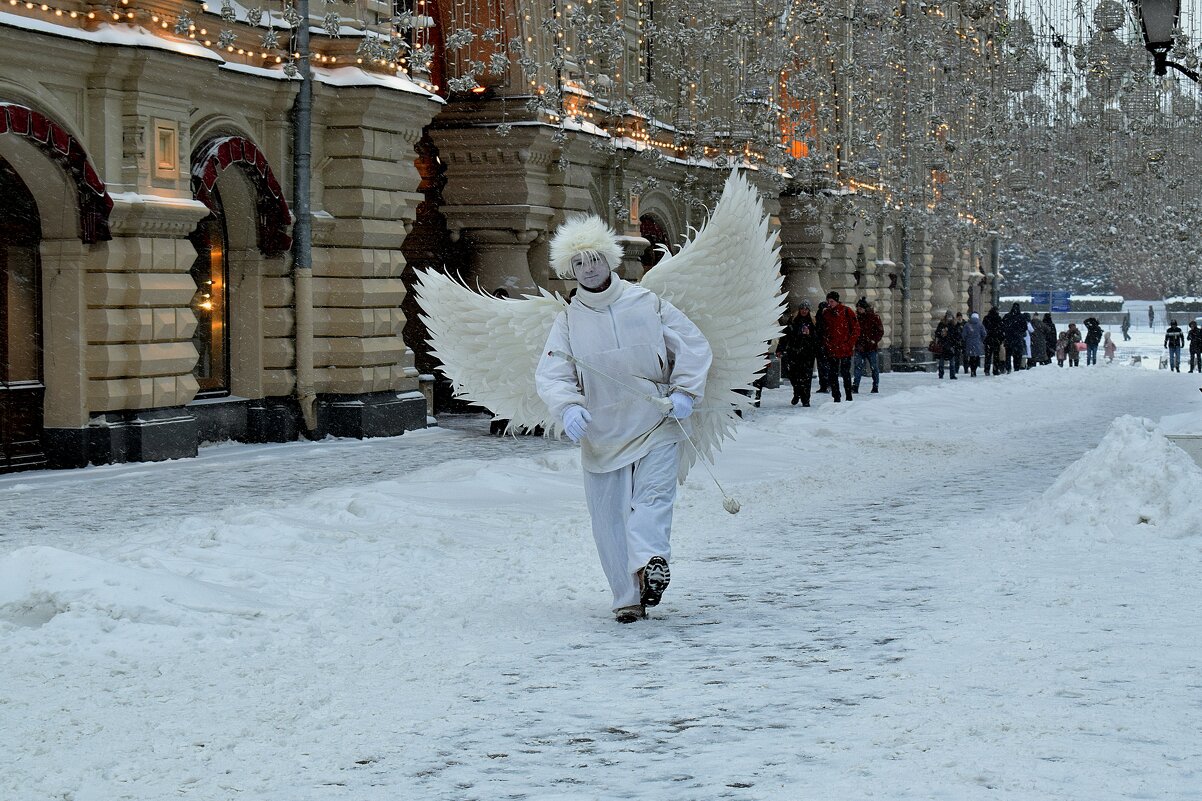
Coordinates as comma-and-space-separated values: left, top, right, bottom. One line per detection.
1165, 320, 1185, 372
1149, 305, 1155, 330
1189, 321, 1202, 373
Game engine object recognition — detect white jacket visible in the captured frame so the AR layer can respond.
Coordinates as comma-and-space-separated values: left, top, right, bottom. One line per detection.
535, 276, 712, 473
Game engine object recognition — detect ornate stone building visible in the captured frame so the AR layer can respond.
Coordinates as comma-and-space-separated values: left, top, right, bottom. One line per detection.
0, 0, 995, 473
0, 7, 442, 472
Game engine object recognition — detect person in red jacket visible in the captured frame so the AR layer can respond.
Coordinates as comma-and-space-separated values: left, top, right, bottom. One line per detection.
818, 290, 860, 402
853, 297, 884, 394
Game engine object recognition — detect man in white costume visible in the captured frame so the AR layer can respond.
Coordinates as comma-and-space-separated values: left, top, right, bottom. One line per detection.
535, 216, 712, 623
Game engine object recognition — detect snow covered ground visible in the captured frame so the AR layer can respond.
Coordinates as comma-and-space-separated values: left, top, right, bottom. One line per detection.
2, 361, 1201, 800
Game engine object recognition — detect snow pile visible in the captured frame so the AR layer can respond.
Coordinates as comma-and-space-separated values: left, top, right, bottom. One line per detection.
0, 545, 270, 630
1035, 415, 1202, 536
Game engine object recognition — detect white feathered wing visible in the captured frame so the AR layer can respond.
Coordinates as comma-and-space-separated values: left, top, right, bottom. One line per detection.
413, 270, 566, 434
641, 169, 786, 482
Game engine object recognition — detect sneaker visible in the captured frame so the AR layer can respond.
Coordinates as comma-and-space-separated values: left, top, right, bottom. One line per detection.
791, 394, 799, 405
640, 556, 671, 607
614, 605, 646, 624
871, 387, 879, 393
802, 401, 810, 407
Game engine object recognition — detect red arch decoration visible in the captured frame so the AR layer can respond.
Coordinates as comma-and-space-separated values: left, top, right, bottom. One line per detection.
0, 103, 113, 244
191, 136, 292, 256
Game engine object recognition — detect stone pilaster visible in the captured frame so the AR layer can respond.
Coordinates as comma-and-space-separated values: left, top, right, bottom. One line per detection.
313, 87, 437, 414
906, 226, 934, 354
822, 195, 860, 303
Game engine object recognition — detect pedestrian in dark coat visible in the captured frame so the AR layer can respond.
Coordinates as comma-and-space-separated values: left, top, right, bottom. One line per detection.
1042, 314, 1057, 364
853, 298, 884, 393
1065, 323, 1082, 366
983, 306, 1005, 374
954, 312, 970, 374
1188, 321, 1202, 373
961, 312, 986, 376
818, 291, 860, 402
1165, 320, 1185, 372
814, 300, 831, 394
1083, 317, 1104, 366
1028, 315, 1047, 369
779, 301, 820, 406
1002, 303, 1027, 372
933, 312, 959, 379
1121, 313, 1131, 341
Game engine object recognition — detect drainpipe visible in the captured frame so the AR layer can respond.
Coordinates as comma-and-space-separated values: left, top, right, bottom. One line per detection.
291, 0, 318, 432
901, 224, 912, 357
989, 232, 1001, 310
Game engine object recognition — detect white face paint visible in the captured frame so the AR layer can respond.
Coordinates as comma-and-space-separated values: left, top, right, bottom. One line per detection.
571, 250, 610, 290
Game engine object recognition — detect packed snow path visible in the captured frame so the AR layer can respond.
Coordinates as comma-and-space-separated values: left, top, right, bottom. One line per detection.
2, 365, 1200, 800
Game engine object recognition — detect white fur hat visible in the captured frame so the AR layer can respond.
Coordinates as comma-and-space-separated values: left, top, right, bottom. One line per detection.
548, 215, 623, 279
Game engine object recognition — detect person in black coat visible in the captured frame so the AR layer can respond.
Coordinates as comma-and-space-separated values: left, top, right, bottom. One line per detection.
1165, 320, 1185, 372
1001, 303, 1027, 372
1042, 313, 1057, 364
1083, 317, 1104, 366
983, 306, 1005, 374
1028, 314, 1047, 368
1188, 320, 1202, 373
779, 301, 820, 406
933, 312, 959, 379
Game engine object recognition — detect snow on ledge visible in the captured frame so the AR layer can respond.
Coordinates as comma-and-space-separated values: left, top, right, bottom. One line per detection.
0, 15, 221, 61
0, 14, 438, 101
108, 192, 210, 212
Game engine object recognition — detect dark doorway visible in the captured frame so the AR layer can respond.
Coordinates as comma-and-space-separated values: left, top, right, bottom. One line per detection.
639, 213, 670, 270
188, 188, 231, 396
0, 156, 46, 472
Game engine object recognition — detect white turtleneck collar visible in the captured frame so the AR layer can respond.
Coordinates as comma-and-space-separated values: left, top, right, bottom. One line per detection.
574, 272, 623, 309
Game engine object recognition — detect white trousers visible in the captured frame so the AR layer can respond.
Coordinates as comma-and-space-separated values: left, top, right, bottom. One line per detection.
582, 442, 678, 610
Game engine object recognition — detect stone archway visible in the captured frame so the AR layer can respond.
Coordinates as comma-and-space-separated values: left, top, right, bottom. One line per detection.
0, 102, 113, 468
0, 156, 44, 471
189, 135, 291, 405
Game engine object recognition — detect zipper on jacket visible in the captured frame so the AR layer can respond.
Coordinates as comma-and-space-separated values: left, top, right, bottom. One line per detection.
608, 306, 621, 348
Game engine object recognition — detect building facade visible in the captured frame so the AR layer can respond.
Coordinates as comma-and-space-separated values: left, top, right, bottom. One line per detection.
0, 0, 996, 473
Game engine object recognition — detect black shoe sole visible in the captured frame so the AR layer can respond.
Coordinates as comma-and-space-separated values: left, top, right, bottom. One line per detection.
640, 556, 670, 607
615, 606, 646, 623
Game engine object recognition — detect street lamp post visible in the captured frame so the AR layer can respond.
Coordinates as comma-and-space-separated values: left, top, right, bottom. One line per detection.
1135, 0, 1201, 81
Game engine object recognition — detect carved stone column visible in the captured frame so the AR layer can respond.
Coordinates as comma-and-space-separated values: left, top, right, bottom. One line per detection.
928, 240, 957, 328
778, 193, 828, 310
617, 235, 650, 282
444, 205, 556, 295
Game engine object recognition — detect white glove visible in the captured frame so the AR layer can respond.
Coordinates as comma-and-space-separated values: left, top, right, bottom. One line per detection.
668, 391, 694, 420
562, 405, 591, 443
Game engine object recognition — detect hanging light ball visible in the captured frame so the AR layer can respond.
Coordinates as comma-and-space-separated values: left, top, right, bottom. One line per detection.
1092, 1, 1125, 33
1120, 81, 1159, 121
1077, 95, 1104, 120
961, 0, 993, 20
1006, 168, 1030, 193
1174, 92, 1196, 118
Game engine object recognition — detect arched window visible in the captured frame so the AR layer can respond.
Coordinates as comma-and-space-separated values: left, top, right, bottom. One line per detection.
188, 188, 231, 395
0, 156, 44, 471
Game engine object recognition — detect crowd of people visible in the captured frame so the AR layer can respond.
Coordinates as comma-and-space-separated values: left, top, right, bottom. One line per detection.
773, 298, 1202, 405
776, 291, 883, 406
